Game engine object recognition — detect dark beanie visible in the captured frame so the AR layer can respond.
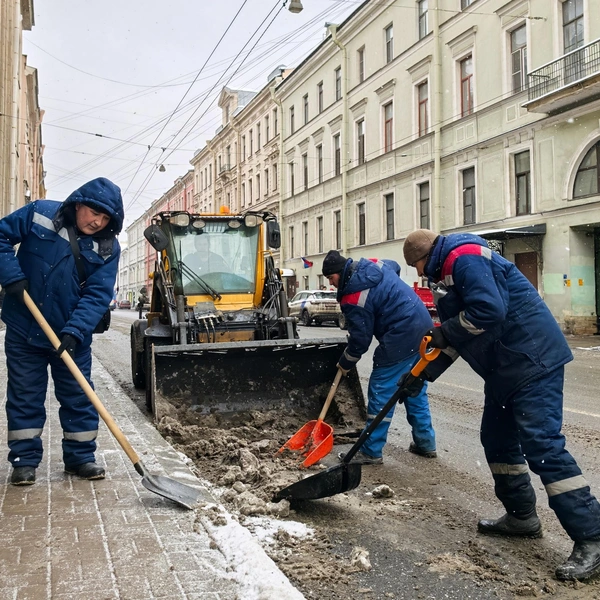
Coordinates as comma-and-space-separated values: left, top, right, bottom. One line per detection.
322, 250, 347, 276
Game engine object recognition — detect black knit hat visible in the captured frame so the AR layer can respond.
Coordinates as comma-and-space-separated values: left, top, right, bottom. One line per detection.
322, 250, 348, 276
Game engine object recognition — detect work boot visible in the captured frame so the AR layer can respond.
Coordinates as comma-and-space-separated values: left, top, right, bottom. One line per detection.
10, 466, 36, 486
555, 540, 600, 581
338, 450, 383, 465
65, 462, 105, 480
477, 513, 542, 538
409, 442, 437, 459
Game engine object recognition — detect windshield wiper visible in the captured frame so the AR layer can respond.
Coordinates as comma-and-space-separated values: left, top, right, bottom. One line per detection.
178, 261, 222, 301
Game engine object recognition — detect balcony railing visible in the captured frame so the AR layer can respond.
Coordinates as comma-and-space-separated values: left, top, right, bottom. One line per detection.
527, 38, 600, 103
219, 164, 232, 175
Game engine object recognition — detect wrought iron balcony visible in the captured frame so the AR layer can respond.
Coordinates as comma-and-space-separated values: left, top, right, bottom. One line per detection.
524, 38, 600, 113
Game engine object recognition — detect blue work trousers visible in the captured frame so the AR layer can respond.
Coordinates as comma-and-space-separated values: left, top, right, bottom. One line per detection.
482, 366, 600, 541
361, 356, 436, 458
5, 328, 99, 469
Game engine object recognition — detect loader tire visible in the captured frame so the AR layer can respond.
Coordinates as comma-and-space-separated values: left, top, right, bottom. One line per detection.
144, 341, 154, 413
131, 321, 147, 389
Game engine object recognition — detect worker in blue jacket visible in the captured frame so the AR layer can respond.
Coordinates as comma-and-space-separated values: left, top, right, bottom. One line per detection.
322, 250, 436, 464
0, 178, 123, 486
403, 228, 600, 582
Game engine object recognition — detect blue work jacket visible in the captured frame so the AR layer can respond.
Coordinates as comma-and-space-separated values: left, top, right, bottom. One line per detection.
338, 258, 433, 368
0, 178, 123, 349
424, 233, 572, 397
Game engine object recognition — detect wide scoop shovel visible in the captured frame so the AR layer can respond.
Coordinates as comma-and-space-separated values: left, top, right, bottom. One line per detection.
273, 338, 440, 502
278, 368, 342, 468
24, 291, 206, 510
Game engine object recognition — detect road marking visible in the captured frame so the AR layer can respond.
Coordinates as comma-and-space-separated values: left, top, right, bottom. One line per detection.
564, 407, 600, 419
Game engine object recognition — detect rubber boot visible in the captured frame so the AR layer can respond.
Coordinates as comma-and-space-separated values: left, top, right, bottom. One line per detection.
555, 540, 600, 581
11, 466, 36, 486
477, 513, 542, 538
65, 462, 105, 480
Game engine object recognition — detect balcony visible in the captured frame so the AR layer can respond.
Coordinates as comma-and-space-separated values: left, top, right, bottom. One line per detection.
523, 38, 600, 114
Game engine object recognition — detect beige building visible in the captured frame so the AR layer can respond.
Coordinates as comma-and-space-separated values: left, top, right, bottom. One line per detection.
0, 0, 45, 215
275, 0, 600, 333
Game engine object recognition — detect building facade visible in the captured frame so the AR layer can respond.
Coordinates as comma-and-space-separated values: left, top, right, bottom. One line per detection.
0, 0, 45, 215
275, 0, 600, 333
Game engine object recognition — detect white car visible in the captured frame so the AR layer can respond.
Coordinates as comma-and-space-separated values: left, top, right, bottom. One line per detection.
288, 290, 341, 327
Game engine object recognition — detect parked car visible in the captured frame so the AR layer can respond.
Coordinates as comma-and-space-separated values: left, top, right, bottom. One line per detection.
109, 300, 117, 311
288, 290, 341, 327
118, 300, 131, 309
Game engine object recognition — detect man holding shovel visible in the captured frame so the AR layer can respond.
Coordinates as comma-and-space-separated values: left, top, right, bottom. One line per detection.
0, 177, 123, 485
322, 250, 437, 464
403, 228, 600, 582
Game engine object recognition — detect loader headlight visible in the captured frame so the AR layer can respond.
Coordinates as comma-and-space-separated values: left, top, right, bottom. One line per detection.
228, 220, 241, 229
170, 213, 190, 227
192, 219, 206, 229
244, 214, 263, 228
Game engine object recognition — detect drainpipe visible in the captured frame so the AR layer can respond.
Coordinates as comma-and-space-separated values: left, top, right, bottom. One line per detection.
328, 25, 349, 255
206, 141, 217, 212
432, 0, 442, 233
269, 84, 285, 264
10, 1, 21, 213
231, 122, 242, 212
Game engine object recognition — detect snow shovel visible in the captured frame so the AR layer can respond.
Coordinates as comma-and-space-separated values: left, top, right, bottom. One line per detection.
24, 291, 205, 510
273, 337, 440, 502
278, 367, 343, 468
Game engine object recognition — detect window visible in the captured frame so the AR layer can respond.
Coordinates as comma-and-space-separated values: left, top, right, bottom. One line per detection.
303, 94, 309, 125
385, 25, 394, 64
384, 193, 394, 241
256, 174, 261, 199
574, 141, 600, 198
226, 145, 231, 169
514, 151, 531, 215
358, 203, 366, 245
218, 155, 222, 173
462, 167, 476, 225
273, 163, 278, 190
273, 108, 278, 135
383, 102, 393, 153
511, 25, 527, 93
290, 106, 295, 134
460, 56, 474, 117
264, 168, 269, 195
419, 182, 430, 229
302, 221, 308, 255
563, 0, 584, 84
303, 153, 309, 190
334, 210, 342, 250
257, 123, 261, 150
334, 134, 341, 176
289, 162, 295, 195
317, 144, 323, 184
317, 216, 323, 253
248, 178, 253, 205
418, 81, 429, 136
242, 136, 246, 161
303, 276, 309, 291
461, 0, 475, 8
357, 119, 365, 165
265, 115, 270, 142
317, 82, 324, 113
418, 0, 428, 40
357, 47, 365, 83
204, 168, 207, 189
335, 67, 342, 101
289, 226, 294, 259
249, 129, 254, 155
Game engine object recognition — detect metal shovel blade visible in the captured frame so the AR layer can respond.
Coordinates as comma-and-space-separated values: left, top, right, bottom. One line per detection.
136, 462, 209, 510
273, 462, 362, 502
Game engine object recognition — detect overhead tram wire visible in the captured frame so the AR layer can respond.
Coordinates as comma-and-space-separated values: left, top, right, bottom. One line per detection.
122, 0, 251, 197
125, 0, 287, 212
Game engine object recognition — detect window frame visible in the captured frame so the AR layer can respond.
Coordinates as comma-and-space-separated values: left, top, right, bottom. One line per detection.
289, 105, 295, 135
462, 166, 476, 225
417, 80, 429, 137
384, 192, 395, 241
335, 67, 342, 102
333, 133, 341, 176
356, 118, 365, 166
303, 94, 309, 125
357, 202, 366, 246
357, 46, 365, 83
514, 150, 532, 215
302, 153, 309, 191
317, 81, 324, 113
459, 55, 474, 117
385, 24, 394, 64
334, 210, 342, 250
383, 101, 394, 154
317, 144, 323, 184
418, 0, 428, 40
573, 140, 600, 199
510, 23, 528, 94
418, 181, 431, 229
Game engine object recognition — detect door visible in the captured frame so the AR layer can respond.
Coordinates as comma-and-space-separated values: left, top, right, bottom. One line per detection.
595, 230, 600, 332
515, 252, 538, 290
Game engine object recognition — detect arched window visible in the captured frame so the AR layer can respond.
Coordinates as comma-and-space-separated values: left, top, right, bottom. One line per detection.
574, 141, 600, 198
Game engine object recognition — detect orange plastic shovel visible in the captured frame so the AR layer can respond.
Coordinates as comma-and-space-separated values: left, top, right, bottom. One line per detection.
279, 368, 343, 467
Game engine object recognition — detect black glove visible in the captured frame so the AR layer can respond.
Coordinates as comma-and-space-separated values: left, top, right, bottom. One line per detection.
56, 334, 78, 359
4, 279, 28, 303
397, 372, 426, 398
422, 350, 456, 382
426, 326, 449, 349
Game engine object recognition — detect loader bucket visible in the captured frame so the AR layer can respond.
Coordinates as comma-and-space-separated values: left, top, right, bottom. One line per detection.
149, 338, 366, 427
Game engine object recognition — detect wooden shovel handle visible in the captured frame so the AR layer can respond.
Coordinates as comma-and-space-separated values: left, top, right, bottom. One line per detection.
316, 368, 343, 422
23, 291, 141, 466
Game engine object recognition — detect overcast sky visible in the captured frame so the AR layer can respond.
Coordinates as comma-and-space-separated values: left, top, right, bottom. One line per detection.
23, 0, 358, 229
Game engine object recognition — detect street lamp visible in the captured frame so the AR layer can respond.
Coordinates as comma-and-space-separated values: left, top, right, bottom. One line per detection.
288, 0, 303, 14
